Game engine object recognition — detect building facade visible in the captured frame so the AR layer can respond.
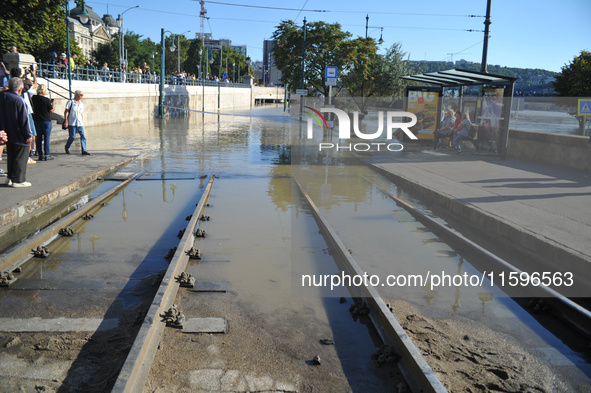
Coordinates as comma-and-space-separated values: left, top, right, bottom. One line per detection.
68, 2, 120, 60
262, 40, 282, 86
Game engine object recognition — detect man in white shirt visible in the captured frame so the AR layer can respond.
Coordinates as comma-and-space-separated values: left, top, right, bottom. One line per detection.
64, 90, 90, 155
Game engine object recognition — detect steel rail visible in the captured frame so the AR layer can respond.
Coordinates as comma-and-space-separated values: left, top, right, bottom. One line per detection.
111, 174, 215, 393
364, 178, 591, 339
0, 171, 145, 275
292, 175, 448, 393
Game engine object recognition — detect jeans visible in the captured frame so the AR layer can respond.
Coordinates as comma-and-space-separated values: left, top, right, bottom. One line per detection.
453, 133, 468, 151
35, 120, 52, 157
65, 125, 87, 152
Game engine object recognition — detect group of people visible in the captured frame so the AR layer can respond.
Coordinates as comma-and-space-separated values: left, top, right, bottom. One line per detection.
1, 46, 88, 188
433, 109, 473, 154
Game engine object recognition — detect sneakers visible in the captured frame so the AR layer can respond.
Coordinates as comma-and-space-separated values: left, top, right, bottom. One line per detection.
5, 178, 12, 186
27, 157, 36, 164
0, 169, 6, 176
45, 155, 55, 160
11, 181, 32, 188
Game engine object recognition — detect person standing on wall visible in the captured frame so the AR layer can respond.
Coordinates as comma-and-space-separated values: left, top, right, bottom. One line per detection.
0, 77, 33, 187
64, 90, 90, 156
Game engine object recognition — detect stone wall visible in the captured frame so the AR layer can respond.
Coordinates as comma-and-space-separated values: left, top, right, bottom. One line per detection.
44, 79, 280, 127
507, 129, 591, 172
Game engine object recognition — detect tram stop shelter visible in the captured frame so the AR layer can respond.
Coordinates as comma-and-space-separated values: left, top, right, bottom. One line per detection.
401, 68, 517, 156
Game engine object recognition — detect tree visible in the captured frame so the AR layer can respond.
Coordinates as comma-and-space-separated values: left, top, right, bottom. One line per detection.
272, 20, 356, 96
553, 51, 591, 129
94, 32, 158, 71
0, 0, 83, 62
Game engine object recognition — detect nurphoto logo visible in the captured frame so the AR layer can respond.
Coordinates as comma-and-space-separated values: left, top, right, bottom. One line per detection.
304, 107, 418, 152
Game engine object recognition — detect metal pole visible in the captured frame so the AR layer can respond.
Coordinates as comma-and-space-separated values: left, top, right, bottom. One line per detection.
122, 21, 125, 67
202, 51, 205, 117
481, 0, 492, 73
300, 17, 306, 90
159, 28, 165, 119
300, 17, 307, 120
66, 1, 72, 99
365, 14, 369, 38
218, 46, 221, 110
219, 44, 223, 80
118, 14, 122, 71
178, 35, 181, 73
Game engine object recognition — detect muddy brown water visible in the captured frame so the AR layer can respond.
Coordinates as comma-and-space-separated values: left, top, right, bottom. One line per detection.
0, 105, 589, 392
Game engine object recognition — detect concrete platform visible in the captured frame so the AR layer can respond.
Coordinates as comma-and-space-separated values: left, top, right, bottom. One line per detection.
366, 147, 591, 291
0, 146, 137, 238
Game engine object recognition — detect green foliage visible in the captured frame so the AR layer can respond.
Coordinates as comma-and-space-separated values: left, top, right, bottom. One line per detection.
272, 20, 355, 95
272, 20, 414, 112
341, 42, 411, 112
93, 32, 158, 71
553, 50, 591, 97
0, 0, 84, 62
552, 50, 591, 128
183, 39, 204, 76
208, 46, 245, 80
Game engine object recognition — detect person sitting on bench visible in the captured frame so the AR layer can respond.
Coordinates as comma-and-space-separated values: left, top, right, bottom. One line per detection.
452, 112, 472, 154
433, 109, 455, 150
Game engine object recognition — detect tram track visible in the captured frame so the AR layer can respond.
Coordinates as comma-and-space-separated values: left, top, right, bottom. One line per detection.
0, 170, 215, 392
293, 174, 447, 393
363, 177, 591, 340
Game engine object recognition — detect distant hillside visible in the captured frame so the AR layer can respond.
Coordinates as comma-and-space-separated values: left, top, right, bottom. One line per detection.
406, 60, 557, 96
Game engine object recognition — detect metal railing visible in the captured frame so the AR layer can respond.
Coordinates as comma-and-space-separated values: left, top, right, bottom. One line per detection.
35, 61, 250, 88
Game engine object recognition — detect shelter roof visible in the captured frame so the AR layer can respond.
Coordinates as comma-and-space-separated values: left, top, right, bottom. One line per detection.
402, 68, 518, 87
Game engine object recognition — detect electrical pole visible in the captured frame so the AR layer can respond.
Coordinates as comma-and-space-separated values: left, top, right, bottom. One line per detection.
481, 0, 492, 73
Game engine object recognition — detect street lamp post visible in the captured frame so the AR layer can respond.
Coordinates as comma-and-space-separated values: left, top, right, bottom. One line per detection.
65, 1, 72, 99
159, 29, 176, 119
118, 5, 139, 72
232, 61, 235, 83
365, 15, 384, 44
200, 48, 204, 115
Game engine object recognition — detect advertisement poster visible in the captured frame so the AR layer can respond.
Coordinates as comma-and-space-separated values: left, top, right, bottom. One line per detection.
478, 87, 505, 152
405, 88, 441, 140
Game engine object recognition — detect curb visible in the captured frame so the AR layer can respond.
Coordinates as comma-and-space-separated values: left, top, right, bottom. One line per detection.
0, 157, 134, 231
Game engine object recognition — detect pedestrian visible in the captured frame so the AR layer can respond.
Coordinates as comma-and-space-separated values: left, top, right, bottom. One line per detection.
32, 84, 56, 161
0, 60, 8, 87
0, 77, 33, 187
48, 51, 58, 78
64, 90, 90, 155
58, 53, 68, 79
22, 72, 38, 162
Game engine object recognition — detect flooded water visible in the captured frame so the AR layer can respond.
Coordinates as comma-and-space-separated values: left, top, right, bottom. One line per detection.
93, 105, 588, 389
2, 104, 589, 391
510, 109, 586, 135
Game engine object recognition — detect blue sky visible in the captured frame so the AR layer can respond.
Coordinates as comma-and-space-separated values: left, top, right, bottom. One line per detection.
83, 0, 590, 72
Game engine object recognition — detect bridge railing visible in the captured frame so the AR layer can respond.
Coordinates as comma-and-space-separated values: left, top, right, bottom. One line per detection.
35, 61, 249, 88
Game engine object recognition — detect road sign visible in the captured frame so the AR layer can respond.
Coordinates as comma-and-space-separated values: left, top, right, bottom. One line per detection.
326, 66, 337, 79
578, 99, 591, 116
296, 89, 308, 95
325, 78, 337, 86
